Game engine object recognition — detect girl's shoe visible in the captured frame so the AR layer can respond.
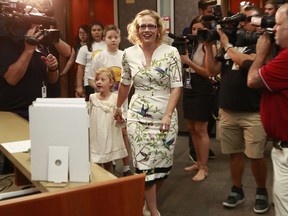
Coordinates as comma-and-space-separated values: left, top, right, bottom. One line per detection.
192, 165, 208, 182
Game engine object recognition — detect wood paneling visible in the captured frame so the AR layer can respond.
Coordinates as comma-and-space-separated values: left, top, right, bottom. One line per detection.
0, 174, 145, 216
94, 0, 114, 25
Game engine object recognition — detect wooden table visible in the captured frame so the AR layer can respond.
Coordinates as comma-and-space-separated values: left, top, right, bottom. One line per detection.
0, 111, 116, 192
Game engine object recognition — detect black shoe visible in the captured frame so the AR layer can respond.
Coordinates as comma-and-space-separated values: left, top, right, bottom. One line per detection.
254, 188, 269, 214
208, 149, 215, 159
223, 186, 245, 208
189, 151, 197, 163
123, 170, 132, 177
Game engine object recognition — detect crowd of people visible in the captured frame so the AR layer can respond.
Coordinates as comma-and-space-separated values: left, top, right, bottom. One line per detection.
1, 0, 288, 215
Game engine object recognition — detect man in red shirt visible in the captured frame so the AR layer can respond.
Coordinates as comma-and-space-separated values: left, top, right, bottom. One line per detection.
248, 3, 288, 215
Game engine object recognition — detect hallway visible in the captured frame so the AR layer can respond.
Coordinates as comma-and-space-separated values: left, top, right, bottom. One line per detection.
157, 135, 274, 216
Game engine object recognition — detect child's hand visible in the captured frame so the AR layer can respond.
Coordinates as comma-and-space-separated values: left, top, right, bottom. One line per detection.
114, 107, 123, 123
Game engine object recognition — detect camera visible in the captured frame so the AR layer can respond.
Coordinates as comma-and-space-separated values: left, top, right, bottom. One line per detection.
168, 33, 196, 55
0, 0, 59, 45
249, 15, 275, 29
235, 15, 275, 46
198, 6, 247, 44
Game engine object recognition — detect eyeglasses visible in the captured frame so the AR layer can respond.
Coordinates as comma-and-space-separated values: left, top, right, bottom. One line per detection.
240, 1, 254, 6
138, 24, 158, 31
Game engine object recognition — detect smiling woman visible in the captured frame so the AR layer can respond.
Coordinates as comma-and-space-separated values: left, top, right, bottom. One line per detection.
114, 9, 183, 216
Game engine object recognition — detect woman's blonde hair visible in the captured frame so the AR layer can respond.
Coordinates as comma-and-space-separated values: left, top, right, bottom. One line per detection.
95, 67, 115, 91
127, 9, 166, 45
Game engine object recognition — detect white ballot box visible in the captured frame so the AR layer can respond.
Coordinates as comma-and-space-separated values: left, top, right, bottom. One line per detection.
29, 98, 90, 183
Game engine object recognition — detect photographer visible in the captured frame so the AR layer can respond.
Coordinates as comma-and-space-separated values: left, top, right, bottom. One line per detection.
182, 0, 217, 163
0, 24, 59, 120
248, 4, 288, 215
181, 16, 217, 182
204, 6, 269, 214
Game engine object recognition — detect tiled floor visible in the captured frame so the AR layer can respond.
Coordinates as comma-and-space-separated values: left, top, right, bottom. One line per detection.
157, 135, 275, 216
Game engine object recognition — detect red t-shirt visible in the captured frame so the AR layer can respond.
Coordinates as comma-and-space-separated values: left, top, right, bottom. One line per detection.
259, 49, 288, 141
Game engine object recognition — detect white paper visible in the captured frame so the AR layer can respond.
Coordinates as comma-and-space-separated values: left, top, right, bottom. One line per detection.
1, 140, 31, 153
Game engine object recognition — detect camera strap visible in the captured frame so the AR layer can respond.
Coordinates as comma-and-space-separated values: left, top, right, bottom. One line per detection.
25, 36, 39, 46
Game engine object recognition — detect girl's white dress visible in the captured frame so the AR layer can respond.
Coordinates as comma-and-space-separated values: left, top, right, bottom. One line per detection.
89, 92, 128, 163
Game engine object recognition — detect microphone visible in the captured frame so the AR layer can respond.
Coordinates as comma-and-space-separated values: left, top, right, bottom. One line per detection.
168, 32, 177, 39
220, 13, 247, 24
201, 15, 217, 22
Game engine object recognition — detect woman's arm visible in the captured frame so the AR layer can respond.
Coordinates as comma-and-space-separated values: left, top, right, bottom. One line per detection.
204, 43, 222, 77
60, 48, 76, 76
114, 83, 131, 122
76, 64, 85, 97
159, 87, 181, 132
180, 52, 208, 77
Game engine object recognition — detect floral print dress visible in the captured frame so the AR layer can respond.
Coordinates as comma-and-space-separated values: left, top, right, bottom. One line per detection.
121, 44, 182, 184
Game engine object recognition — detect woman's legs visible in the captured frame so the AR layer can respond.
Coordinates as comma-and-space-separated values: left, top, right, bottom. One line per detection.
192, 120, 210, 167
187, 120, 210, 181
145, 180, 164, 216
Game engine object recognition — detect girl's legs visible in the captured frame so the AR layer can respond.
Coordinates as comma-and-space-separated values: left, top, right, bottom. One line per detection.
103, 161, 113, 173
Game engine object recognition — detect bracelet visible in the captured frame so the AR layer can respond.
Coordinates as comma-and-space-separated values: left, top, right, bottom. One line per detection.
224, 43, 233, 52
115, 107, 122, 111
48, 67, 58, 72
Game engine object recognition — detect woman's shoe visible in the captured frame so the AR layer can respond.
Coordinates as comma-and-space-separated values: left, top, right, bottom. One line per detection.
143, 202, 151, 216
192, 165, 208, 182
184, 163, 199, 172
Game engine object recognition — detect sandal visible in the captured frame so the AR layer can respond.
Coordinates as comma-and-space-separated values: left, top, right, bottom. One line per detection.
192, 165, 208, 182
184, 163, 199, 172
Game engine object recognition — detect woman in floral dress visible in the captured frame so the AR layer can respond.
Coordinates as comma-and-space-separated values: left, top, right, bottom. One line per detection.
114, 9, 182, 216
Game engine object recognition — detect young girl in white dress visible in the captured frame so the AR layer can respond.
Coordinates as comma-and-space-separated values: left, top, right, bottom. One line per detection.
89, 67, 128, 172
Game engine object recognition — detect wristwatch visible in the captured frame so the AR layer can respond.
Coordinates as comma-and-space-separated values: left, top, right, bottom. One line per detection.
224, 43, 233, 52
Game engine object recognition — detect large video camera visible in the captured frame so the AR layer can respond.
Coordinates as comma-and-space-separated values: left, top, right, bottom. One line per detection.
168, 32, 196, 55
0, 0, 60, 45
236, 15, 275, 46
197, 6, 247, 45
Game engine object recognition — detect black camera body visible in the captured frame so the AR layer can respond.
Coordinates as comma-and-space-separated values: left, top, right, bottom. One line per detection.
0, 1, 59, 45
236, 15, 275, 46
249, 15, 275, 29
198, 11, 247, 45
168, 33, 196, 55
